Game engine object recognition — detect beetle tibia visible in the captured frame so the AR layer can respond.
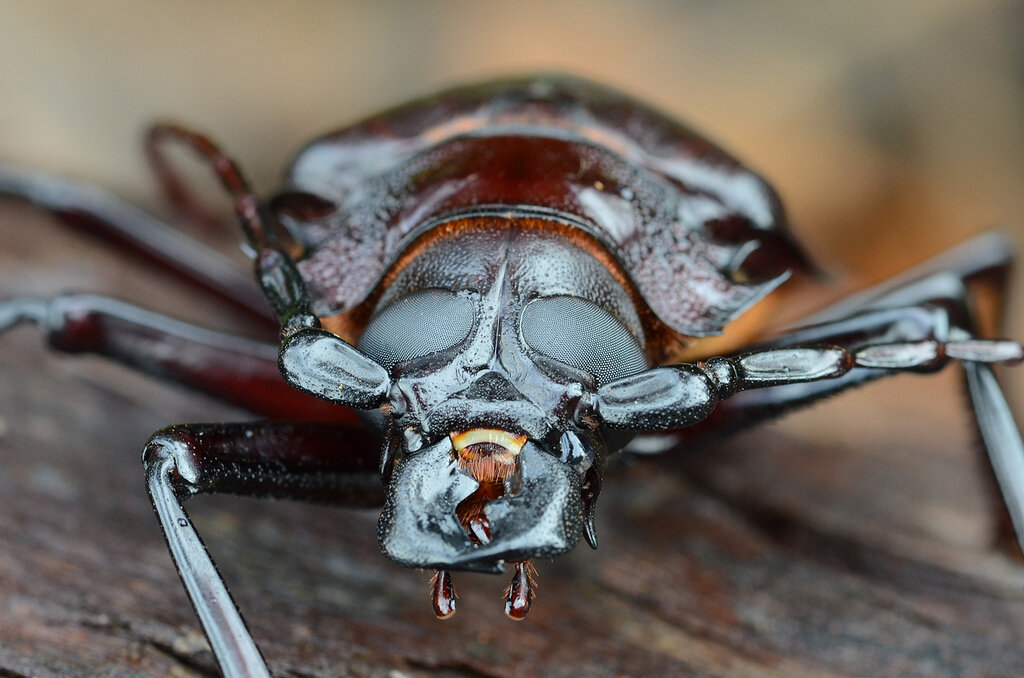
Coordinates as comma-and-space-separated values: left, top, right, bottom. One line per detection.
430, 570, 456, 619
504, 561, 537, 620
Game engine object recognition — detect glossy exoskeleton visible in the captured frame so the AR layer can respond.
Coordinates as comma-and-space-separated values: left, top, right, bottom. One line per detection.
2, 75, 1023, 678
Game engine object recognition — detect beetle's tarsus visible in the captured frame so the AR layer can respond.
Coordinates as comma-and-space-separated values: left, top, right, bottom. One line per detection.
431, 569, 457, 619
850, 338, 1024, 370
946, 339, 1024, 366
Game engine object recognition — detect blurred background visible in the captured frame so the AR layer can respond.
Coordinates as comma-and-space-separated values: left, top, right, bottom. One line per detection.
2, 2, 1024, 676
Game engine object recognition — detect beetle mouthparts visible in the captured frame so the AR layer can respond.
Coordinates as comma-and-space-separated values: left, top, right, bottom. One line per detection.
504, 561, 536, 620
430, 569, 457, 619
429, 560, 536, 621
450, 428, 527, 483
451, 428, 527, 546
380, 436, 581, 590
435, 428, 537, 620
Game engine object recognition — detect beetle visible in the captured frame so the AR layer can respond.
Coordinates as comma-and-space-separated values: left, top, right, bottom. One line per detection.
1, 74, 1023, 677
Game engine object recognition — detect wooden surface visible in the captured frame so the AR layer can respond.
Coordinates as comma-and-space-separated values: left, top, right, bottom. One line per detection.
4, 2, 1024, 676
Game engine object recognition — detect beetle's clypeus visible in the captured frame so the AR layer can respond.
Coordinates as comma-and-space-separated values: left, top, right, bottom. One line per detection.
2, 75, 1023, 678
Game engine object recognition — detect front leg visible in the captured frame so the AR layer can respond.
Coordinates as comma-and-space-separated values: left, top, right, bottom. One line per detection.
143, 421, 384, 678
596, 329, 1020, 431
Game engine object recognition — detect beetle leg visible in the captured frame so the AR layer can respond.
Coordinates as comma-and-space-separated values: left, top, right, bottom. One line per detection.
143, 421, 384, 678
3, 130, 390, 414
0, 293, 347, 421
692, 234, 1023, 551
596, 333, 1020, 431
0, 161, 272, 324
621, 234, 1024, 551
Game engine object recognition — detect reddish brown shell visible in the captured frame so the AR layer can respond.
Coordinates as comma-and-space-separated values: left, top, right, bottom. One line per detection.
273, 74, 812, 338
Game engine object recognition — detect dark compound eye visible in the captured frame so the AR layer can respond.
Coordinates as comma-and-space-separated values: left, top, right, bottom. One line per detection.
520, 296, 648, 385
357, 289, 475, 370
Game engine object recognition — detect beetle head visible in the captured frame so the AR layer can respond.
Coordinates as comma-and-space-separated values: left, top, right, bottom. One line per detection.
277, 216, 654, 615
352, 220, 649, 575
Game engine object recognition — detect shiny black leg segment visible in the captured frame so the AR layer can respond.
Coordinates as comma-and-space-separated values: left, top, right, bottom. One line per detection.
657, 234, 1024, 551
0, 157, 387, 415
0, 293, 342, 420
143, 421, 384, 678
0, 161, 272, 323
121, 124, 396, 412
669, 303, 968, 441
964, 363, 1024, 549
671, 234, 1015, 441
596, 304, 1019, 431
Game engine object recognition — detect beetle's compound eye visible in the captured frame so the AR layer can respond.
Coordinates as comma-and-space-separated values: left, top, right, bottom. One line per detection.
520, 296, 648, 385
357, 289, 474, 371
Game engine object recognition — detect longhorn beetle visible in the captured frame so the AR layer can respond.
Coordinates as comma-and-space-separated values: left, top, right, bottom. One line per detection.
2, 75, 1022, 677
